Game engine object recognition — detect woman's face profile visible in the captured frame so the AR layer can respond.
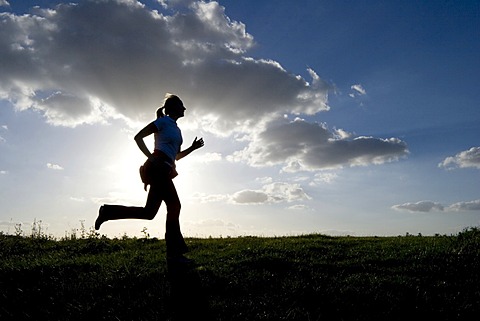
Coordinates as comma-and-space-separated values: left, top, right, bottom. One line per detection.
171, 103, 186, 118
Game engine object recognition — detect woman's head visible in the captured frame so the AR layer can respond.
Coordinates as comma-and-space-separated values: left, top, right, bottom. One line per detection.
156, 94, 186, 119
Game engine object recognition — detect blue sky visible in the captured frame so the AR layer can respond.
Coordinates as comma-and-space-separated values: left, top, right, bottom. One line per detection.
0, 0, 479, 238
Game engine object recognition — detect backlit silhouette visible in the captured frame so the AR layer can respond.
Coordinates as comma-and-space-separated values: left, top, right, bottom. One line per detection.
95, 94, 204, 263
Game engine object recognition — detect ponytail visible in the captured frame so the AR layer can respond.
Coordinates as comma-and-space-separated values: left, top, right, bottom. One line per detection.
156, 106, 165, 118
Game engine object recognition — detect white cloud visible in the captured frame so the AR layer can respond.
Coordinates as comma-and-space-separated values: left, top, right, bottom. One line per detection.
439, 147, 480, 170
255, 176, 273, 184
332, 128, 353, 140
200, 152, 223, 162
69, 197, 85, 202
310, 172, 338, 185
447, 200, 480, 211
350, 84, 366, 96
392, 201, 444, 213
184, 218, 242, 237
263, 182, 311, 203
232, 190, 269, 204
198, 180, 311, 205
158, 0, 196, 9
0, 1, 9, 7
47, 163, 64, 170
392, 199, 480, 213
287, 204, 311, 211
194, 193, 229, 203
230, 117, 409, 171
0, 170, 8, 175
0, 0, 331, 132
187, 218, 238, 229
0, 124, 6, 143
35, 92, 108, 127
281, 160, 305, 173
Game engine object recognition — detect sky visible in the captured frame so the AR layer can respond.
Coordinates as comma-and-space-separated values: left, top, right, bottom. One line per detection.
0, 0, 479, 238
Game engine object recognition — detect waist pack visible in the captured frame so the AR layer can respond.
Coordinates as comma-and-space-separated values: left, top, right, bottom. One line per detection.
139, 159, 178, 191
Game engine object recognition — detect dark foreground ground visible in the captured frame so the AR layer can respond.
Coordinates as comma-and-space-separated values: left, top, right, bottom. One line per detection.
1, 228, 479, 320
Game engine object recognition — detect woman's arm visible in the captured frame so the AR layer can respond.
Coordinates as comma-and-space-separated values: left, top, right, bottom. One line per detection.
176, 137, 204, 160
134, 122, 158, 161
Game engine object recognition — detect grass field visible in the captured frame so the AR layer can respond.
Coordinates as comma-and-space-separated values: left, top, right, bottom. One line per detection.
1, 227, 479, 320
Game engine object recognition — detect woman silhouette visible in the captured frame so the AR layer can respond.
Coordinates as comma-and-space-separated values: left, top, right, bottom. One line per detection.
95, 94, 204, 262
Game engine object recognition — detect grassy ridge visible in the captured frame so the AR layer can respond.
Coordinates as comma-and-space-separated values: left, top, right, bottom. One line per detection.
1, 229, 479, 320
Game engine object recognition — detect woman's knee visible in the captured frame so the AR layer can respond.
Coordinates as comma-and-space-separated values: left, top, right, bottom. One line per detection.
142, 207, 158, 220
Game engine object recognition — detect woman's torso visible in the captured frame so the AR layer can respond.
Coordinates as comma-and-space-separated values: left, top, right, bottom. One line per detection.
153, 116, 183, 162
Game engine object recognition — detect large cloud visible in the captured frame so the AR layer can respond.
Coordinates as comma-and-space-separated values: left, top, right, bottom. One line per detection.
438, 147, 480, 170
230, 117, 409, 170
1, 0, 409, 171
0, 0, 330, 129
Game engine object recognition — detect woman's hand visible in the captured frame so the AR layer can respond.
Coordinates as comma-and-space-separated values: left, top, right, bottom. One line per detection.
176, 137, 205, 160
191, 137, 204, 150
